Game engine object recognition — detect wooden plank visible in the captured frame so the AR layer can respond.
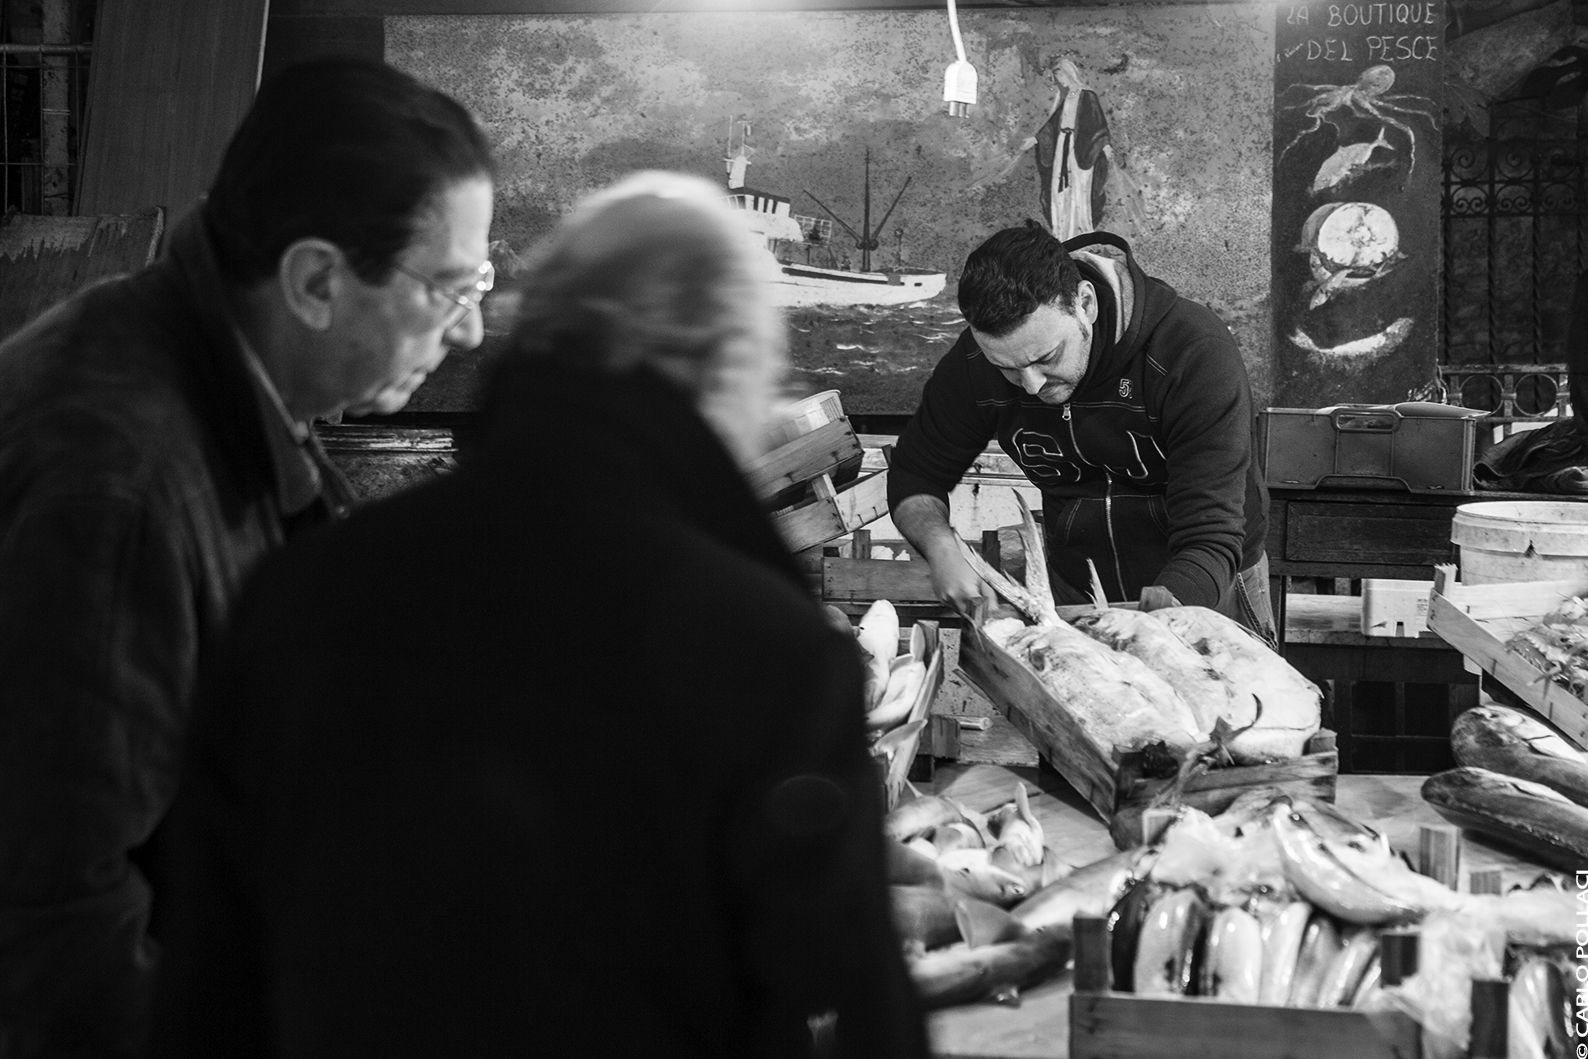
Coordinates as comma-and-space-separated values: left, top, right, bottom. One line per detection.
822, 557, 937, 603
1428, 591, 1588, 748
743, 418, 863, 502
79, 0, 269, 217
0, 209, 164, 341
1069, 993, 1421, 1059
957, 625, 1118, 820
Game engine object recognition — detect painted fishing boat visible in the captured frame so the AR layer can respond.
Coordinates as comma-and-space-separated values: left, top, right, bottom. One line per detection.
724, 132, 946, 308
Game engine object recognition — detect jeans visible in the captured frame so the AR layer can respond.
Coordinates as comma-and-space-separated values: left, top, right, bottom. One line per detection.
1232, 552, 1278, 648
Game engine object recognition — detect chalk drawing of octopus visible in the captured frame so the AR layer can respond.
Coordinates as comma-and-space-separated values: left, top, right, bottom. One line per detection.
1277, 65, 1439, 179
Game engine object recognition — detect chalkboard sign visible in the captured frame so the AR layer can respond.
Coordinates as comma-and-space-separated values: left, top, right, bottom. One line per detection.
1272, 0, 1444, 406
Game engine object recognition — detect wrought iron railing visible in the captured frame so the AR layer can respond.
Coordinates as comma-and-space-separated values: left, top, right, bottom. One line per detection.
1, 42, 91, 216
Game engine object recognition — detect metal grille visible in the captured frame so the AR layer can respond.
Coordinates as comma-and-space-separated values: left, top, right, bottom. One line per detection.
1441, 104, 1588, 421
1, 42, 91, 215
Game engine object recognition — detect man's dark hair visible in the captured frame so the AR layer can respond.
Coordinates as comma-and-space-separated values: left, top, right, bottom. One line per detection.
204, 57, 494, 286
957, 220, 1082, 337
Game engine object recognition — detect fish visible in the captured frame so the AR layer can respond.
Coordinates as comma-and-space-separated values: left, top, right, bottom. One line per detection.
936, 848, 1031, 906
1199, 905, 1263, 1002
1468, 886, 1575, 947
1271, 804, 1438, 924
1106, 877, 1163, 992
1132, 888, 1211, 996
932, 821, 985, 855
857, 599, 899, 710
869, 717, 927, 770
1348, 953, 1383, 1008
1289, 318, 1415, 359
1150, 606, 1322, 763
1285, 913, 1342, 1008
1451, 704, 1588, 808
884, 835, 945, 886
1256, 900, 1312, 1005
1012, 845, 1159, 935
988, 783, 1044, 868
1002, 620, 1202, 755
954, 896, 1031, 948
891, 884, 964, 950
1510, 955, 1573, 1059
1311, 127, 1394, 194
856, 598, 900, 668
1421, 766, 1588, 872
865, 660, 927, 730
1314, 927, 1378, 1007
906, 929, 1072, 1010
989, 843, 1069, 894
1070, 608, 1227, 736
885, 794, 965, 844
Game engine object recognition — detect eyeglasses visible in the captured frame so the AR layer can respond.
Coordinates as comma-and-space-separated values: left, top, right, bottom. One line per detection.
392, 259, 496, 329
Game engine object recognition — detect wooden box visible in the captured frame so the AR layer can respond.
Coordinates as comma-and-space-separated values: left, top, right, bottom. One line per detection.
742, 412, 887, 554
1070, 992, 1420, 1059
769, 469, 890, 554
958, 613, 1338, 848
874, 621, 948, 813
1426, 564, 1588, 748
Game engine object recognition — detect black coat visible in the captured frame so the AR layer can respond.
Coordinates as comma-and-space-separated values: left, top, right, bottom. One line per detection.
147, 355, 929, 1059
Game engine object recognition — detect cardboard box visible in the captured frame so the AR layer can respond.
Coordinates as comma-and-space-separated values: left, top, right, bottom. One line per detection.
1261, 402, 1487, 493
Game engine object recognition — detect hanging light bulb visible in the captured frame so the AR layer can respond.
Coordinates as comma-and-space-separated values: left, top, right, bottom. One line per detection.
943, 0, 978, 117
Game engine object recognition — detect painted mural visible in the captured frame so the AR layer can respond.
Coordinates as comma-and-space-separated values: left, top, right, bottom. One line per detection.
389, 9, 1274, 414
1271, 0, 1445, 406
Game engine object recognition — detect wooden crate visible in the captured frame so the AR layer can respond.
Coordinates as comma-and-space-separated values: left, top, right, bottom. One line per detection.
771, 469, 890, 554
1425, 564, 1588, 748
957, 616, 1338, 847
873, 621, 948, 812
743, 417, 863, 510
1069, 992, 1420, 1059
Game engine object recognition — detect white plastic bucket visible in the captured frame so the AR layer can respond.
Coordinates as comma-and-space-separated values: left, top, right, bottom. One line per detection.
1451, 501, 1588, 584
761, 389, 844, 451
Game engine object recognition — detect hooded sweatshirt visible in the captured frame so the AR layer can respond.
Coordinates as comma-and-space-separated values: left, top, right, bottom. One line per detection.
888, 231, 1267, 611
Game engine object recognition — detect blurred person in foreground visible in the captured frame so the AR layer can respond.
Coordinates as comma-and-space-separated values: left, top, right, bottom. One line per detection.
0, 57, 493, 1057
147, 171, 930, 1059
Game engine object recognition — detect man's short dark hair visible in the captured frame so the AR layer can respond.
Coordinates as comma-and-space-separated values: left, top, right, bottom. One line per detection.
957, 220, 1082, 337
204, 57, 494, 286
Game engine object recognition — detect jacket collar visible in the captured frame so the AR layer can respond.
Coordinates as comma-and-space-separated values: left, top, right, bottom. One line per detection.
162, 207, 344, 518
1062, 230, 1157, 396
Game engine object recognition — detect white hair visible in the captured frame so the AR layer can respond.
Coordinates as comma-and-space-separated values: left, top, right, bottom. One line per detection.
506, 170, 788, 466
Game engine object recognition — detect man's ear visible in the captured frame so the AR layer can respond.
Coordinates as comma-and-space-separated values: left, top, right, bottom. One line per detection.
1076, 280, 1099, 325
277, 238, 343, 332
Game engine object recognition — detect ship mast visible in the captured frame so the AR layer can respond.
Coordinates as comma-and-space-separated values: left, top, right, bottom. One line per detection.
862, 147, 873, 273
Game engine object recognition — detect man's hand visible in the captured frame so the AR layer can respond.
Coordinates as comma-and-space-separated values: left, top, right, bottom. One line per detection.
891, 493, 998, 620
927, 548, 998, 620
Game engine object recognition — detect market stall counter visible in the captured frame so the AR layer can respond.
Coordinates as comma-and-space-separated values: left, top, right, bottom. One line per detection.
920, 761, 1558, 1059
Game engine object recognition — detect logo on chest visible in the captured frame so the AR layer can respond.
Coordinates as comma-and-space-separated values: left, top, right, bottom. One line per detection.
1119, 379, 1132, 398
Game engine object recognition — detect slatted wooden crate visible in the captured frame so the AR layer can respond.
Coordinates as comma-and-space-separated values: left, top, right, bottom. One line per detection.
958, 609, 1339, 849
1426, 564, 1588, 748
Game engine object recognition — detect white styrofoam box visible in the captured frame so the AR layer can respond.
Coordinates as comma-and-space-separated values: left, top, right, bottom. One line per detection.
1361, 578, 1434, 637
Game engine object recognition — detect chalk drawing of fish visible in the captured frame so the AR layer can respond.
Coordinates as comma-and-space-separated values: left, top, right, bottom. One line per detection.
1310, 129, 1395, 195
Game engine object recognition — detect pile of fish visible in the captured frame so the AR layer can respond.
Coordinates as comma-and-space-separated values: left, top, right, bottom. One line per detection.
887, 782, 1579, 1055
883, 783, 1079, 1008
1421, 704, 1588, 872
1506, 595, 1588, 699
827, 599, 936, 807
962, 500, 1321, 765
983, 605, 1322, 766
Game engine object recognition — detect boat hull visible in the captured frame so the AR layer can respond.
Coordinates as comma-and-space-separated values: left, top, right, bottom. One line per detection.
772, 263, 946, 307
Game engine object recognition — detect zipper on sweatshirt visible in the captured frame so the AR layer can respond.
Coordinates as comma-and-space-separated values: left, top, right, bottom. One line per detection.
1064, 402, 1126, 601
1103, 472, 1127, 600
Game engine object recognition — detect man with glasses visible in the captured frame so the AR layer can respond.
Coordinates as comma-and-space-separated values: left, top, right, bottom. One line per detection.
0, 57, 493, 1057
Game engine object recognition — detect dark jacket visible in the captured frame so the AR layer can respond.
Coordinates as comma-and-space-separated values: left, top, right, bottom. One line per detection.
147, 356, 930, 1059
0, 212, 350, 1057
888, 232, 1267, 610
